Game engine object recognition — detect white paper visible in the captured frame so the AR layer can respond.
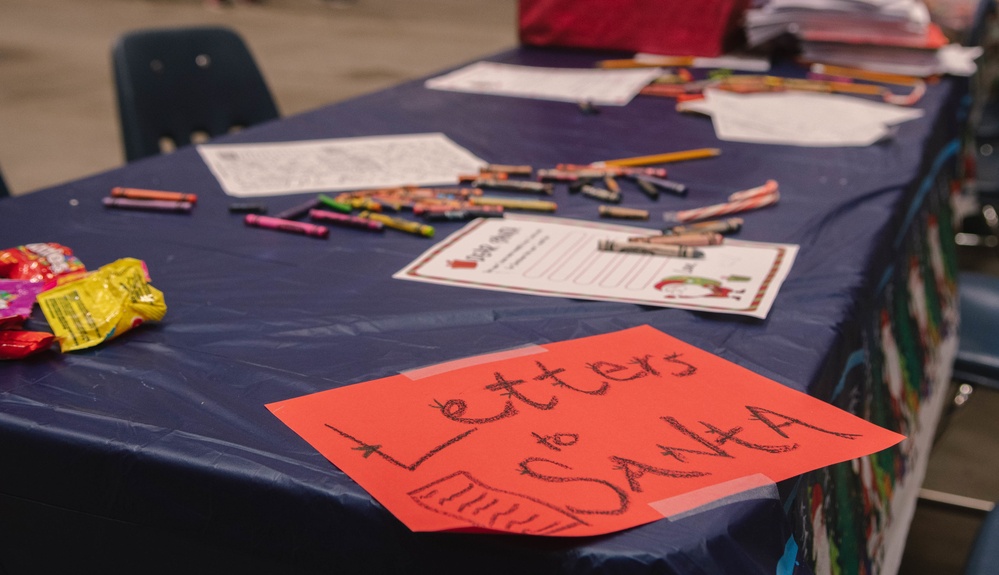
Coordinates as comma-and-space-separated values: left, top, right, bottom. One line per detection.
678, 89, 924, 147
394, 214, 798, 319
424, 61, 661, 106
197, 133, 486, 198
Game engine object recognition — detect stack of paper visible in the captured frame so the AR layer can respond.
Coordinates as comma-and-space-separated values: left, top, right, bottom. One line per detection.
745, 0, 970, 76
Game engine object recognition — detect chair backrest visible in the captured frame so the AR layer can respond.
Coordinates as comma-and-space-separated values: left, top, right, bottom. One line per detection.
965, 505, 999, 575
111, 25, 279, 162
0, 163, 10, 198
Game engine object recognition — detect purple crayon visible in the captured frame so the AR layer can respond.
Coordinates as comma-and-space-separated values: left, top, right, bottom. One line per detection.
103, 196, 193, 213
273, 198, 321, 220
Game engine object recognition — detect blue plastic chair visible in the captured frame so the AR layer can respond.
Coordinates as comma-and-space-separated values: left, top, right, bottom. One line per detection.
954, 271, 999, 392
917, 273, 998, 521
965, 504, 999, 575
0, 164, 9, 198
111, 25, 279, 162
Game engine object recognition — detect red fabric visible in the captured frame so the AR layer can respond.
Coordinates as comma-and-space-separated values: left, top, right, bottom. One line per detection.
518, 0, 751, 57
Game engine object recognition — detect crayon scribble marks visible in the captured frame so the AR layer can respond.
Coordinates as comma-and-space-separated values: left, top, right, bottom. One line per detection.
408, 471, 587, 534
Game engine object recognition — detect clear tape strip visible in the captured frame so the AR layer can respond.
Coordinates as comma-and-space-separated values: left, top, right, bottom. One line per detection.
401, 344, 548, 380
649, 473, 778, 521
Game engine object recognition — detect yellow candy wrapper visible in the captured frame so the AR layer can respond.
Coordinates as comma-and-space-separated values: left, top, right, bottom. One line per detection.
38, 258, 167, 352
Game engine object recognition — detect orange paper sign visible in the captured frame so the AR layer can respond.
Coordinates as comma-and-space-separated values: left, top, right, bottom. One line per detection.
267, 325, 904, 536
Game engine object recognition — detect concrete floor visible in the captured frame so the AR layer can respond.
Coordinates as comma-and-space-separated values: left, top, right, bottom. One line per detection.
1, 1, 997, 573
0, 0, 518, 195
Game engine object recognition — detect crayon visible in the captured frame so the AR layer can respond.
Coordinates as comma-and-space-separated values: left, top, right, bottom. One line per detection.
597, 239, 703, 258
228, 203, 267, 214
664, 217, 744, 235
360, 211, 435, 238
273, 198, 320, 220
603, 175, 621, 194
580, 184, 621, 204
810, 63, 922, 87
317, 194, 354, 213
474, 178, 554, 195
557, 166, 620, 179
482, 164, 533, 176
470, 197, 557, 212
537, 169, 586, 182
422, 208, 505, 221
244, 214, 329, 239
598, 205, 649, 220
309, 209, 384, 232
578, 100, 600, 115
634, 177, 660, 200
103, 196, 193, 213
416, 203, 500, 215
633, 174, 687, 196
557, 164, 670, 179
627, 232, 723, 246
412, 201, 466, 214
110, 186, 198, 204
460, 173, 506, 183
350, 198, 383, 212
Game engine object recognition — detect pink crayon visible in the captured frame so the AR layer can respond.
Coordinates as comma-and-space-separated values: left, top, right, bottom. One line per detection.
244, 214, 329, 239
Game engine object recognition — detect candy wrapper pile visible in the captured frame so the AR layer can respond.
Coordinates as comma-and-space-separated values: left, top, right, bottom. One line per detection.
0, 243, 166, 359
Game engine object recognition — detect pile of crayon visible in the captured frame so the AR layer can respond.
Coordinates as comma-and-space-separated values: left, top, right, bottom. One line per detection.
240, 167, 561, 240
276, 163, 580, 239
597, 217, 745, 259
226, 145, 778, 240
544, 148, 724, 219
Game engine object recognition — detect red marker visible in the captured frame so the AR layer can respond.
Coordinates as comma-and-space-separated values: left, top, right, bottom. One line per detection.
244, 214, 329, 239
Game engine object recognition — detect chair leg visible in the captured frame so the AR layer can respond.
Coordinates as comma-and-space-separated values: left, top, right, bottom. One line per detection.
956, 203, 999, 249
918, 488, 996, 514
934, 382, 976, 445
920, 382, 998, 513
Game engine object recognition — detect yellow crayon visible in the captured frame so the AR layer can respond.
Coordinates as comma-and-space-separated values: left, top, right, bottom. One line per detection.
359, 211, 434, 238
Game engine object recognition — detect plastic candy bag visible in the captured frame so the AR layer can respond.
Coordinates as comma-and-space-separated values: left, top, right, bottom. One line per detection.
37, 258, 167, 352
0, 279, 45, 324
0, 243, 86, 284
0, 330, 55, 360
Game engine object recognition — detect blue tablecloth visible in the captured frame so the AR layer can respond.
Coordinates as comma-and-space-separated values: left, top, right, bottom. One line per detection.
0, 48, 965, 574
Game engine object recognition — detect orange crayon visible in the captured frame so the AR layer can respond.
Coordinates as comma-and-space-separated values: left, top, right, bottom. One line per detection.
110, 186, 197, 204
